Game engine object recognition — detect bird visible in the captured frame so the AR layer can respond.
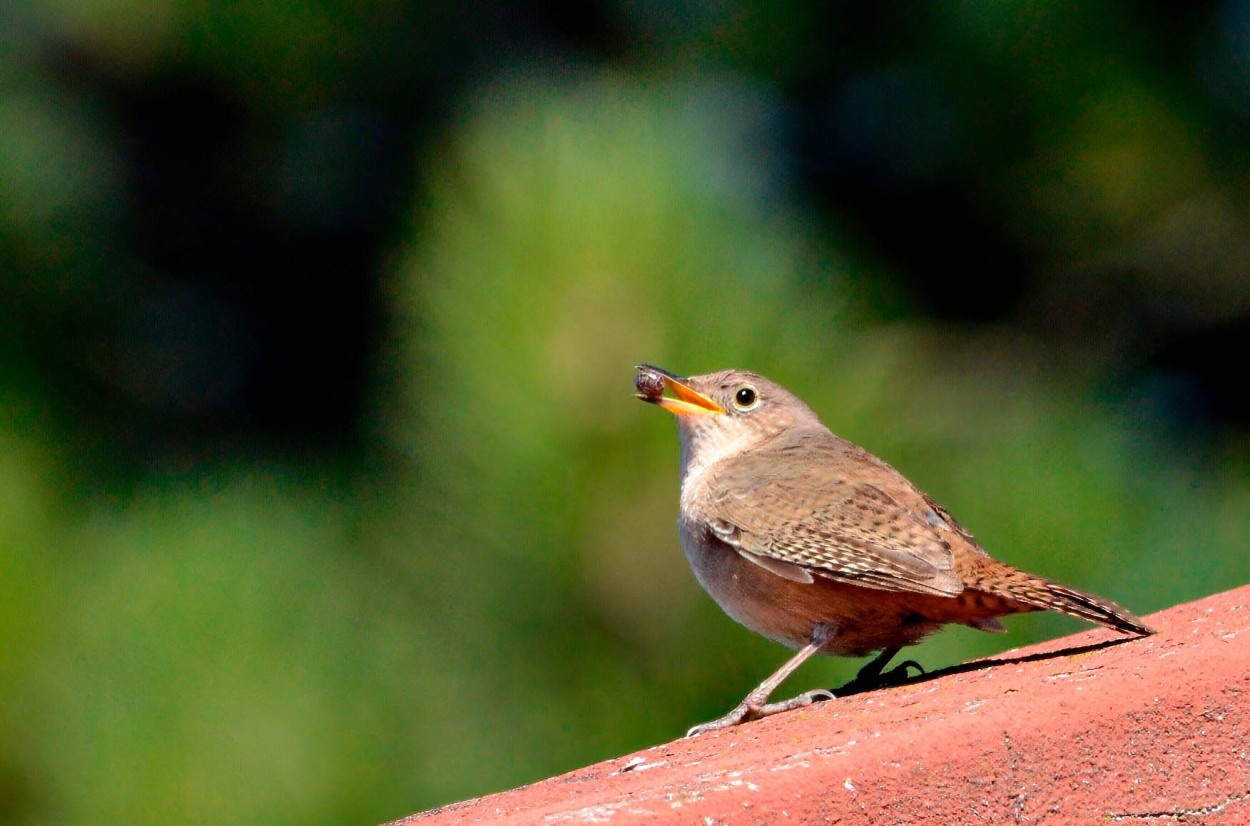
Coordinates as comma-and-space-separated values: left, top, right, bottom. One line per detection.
634, 364, 1153, 736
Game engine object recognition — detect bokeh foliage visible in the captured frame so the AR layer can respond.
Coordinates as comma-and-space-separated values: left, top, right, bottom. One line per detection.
2, 2, 1250, 824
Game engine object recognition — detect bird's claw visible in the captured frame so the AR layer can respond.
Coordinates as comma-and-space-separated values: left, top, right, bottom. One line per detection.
836, 660, 925, 696
880, 659, 924, 685
685, 688, 834, 737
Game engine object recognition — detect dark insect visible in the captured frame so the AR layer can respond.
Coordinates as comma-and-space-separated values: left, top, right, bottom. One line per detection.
635, 368, 665, 401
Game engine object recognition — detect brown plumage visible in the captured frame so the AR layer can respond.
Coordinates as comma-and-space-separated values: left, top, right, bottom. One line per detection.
636, 365, 1152, 735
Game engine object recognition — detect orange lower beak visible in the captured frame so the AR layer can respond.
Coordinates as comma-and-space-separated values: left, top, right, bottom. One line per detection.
635, 365, 725, 416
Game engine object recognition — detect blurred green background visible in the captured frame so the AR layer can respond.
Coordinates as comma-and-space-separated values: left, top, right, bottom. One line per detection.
3, 1, 1250, 823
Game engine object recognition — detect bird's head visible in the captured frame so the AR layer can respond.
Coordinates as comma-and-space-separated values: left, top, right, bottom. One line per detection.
635, 364, 822, 474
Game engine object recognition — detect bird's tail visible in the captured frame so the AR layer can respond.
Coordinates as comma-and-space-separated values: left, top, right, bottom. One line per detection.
977, 566, 1154, 636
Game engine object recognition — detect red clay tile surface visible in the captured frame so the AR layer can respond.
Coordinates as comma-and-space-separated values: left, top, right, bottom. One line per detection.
393, 585, 1250, 825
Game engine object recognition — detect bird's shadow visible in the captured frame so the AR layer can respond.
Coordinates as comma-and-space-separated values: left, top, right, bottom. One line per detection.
833, 635, 1137, 698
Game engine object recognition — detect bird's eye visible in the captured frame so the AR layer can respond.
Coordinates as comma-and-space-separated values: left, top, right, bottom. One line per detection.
733, 386, 759, 410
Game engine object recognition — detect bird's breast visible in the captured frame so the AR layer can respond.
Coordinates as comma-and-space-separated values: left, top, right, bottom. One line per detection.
677, 515, 955, 656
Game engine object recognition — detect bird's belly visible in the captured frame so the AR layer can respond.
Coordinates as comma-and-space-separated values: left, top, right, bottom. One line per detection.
680, 524, 949, 656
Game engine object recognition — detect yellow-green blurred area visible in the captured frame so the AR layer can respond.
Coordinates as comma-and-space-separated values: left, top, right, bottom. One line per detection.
3, 1, 1250, 823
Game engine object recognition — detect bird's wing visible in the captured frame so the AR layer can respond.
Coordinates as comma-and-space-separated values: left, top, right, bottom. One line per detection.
701, 436, 966, 597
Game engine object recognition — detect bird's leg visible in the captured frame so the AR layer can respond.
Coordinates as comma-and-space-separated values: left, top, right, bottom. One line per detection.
836, 646, 924, 695
686, 624, 836, 737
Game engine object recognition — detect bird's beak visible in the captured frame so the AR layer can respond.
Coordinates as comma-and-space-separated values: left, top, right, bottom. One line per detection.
635, 365, 725, 416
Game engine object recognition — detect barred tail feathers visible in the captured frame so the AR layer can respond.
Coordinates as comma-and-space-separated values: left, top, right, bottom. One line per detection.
978, 567, 1154, 636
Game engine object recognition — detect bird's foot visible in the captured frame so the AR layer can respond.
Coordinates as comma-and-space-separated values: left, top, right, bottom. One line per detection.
685, 689, 834, 737
836, 660, 924, 696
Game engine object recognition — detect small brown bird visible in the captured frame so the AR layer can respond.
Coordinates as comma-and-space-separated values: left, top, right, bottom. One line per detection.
635, 365, 1152, 736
